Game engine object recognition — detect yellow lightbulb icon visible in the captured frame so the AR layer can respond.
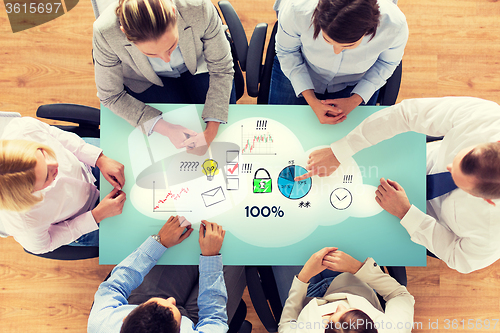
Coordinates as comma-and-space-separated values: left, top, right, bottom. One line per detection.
202, 159, 219, 181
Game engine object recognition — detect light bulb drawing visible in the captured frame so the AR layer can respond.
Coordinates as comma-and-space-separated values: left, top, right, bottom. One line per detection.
202, 159, 219, 181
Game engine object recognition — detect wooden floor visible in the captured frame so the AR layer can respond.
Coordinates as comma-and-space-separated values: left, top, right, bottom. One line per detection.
1, 0, 500, 332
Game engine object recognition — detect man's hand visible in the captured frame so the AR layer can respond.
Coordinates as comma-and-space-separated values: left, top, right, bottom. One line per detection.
297, 247, 338, 283
198, 220, 225, 256
158, 215, 194, 248
375, 178, 411, 219
95, 153, 125, 190
153, 119, 199, 149
322, 94, 363, 117
91, 188, 126, 223
294, 148, 341, 181
302, 90, 346, 125
323, 249, 363, 274
183, 121, 219, 156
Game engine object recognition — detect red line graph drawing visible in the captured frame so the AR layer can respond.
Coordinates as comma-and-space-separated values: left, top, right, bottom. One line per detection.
242, 133, 274, 153
154, 187, 189, 210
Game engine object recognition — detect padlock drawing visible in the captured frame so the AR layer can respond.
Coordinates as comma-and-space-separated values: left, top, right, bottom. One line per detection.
253, 168, 272, 193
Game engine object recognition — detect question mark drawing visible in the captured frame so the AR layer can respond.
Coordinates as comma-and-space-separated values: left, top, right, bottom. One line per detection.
194, 162, 199, 171
180, 162, 185, 171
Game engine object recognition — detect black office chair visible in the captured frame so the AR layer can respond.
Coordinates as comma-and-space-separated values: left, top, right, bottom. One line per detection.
218, 0, 403, 106
245, 265, 407, 332
19, 103, 102, 260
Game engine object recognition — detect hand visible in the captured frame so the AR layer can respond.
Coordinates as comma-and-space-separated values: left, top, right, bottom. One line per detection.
375, 178, 412, 219
96, 153, 125, 190
294, 148, 340, 181
153, 119, 198, 149
302, 90, 345, 125
323, 249, 363, 274
183, 121, 219, 156
198, 220, 225, 256
91, 188, 126, 223
157, 215, 194, 248
322, 94, 363, 117
297, 247, 338, 283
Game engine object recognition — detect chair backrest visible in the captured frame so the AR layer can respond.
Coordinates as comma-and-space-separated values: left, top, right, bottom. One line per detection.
90, 0, 117, 19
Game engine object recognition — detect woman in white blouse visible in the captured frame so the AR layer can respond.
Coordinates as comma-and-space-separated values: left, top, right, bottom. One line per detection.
0, 117, 126, 254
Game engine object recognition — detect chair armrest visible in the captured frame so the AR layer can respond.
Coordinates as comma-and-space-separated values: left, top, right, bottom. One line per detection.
24, 245, 99, 260
246, 23, 268, 98
378, 61, 402, 106
257, 22, 278, 104
218, 0, 249, 70
245, 266, 281, 332
36, 103, 100, 127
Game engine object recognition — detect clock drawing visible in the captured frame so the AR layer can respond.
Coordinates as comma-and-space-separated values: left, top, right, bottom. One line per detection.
330, 188, 352, 210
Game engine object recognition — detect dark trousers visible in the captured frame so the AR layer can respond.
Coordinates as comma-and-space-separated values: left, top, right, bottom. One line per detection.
268, 56, 379, 105
126, 71, 237, 105
127, 265, 246, 325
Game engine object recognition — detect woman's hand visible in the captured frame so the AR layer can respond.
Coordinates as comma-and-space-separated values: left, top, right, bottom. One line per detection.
183, 121, 220, 156
91, 188, 126, 223
153, 119, 199, 149
302, 90, 345, 125
96, 153, 125, 190
323, 249, 363, 274
321, 94, 363, 117
297, 247, 338, 283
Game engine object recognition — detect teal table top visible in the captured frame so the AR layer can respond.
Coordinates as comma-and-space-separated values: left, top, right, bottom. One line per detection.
100, 104, 427, 266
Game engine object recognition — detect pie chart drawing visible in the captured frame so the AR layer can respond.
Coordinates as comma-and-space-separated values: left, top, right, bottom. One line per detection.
277, 165, 312, 199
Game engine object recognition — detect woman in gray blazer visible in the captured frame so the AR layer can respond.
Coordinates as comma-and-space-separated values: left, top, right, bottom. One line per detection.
93, 0, 235, 155
277, 247, 415, 333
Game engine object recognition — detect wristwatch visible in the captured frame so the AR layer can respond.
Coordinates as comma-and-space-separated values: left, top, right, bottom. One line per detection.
151, 234, 161, 244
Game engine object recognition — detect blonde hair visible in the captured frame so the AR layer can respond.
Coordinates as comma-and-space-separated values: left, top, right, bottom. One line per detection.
0, 140, 56, 212
116, 0, 177, 42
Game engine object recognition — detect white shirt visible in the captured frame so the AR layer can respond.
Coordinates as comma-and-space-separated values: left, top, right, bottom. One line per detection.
330, 97, 500, 273
276, 0, 408, 102
0, 118, 102, 254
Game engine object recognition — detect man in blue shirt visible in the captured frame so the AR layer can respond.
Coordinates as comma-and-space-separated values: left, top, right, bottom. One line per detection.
88, 216, 245, 332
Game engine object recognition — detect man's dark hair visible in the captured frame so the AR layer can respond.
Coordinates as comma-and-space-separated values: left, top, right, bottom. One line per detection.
120, 301, 180, 333
460, 142, 500, 199
312, 0, 380, 44
325, 309, 378, 333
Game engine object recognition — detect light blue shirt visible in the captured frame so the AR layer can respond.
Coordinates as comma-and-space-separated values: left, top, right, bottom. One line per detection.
276, 0, 408, 102
87, 237, 228, 333
148, 45, 189, 78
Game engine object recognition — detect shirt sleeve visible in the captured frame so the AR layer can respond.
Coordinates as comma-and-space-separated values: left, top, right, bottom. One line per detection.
354, 258, 414, 333
88, 237, 167, 333
401, 205, 496, 273
199, 0, 234, 123
195, 255, 229, 333
278, 276, 309, 333
21, 210, 98, 254
275, 3, 315, 97
330, 97, 500, 164
351, 21, 409, 103
20, 117, 102, 166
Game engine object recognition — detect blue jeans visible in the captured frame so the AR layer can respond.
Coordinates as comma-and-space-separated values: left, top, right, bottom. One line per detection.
272, 266, 342, 305
268, 56, 379, 105
126, 71, 237, 105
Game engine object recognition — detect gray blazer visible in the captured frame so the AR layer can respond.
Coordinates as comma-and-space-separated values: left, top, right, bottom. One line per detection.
92, 0, 234, 128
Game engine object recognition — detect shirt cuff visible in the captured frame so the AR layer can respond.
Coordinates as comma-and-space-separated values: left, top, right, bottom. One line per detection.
79, 144, 103, 167
290, 74, 315, 98
353, 257, 379, 280
204, 117, 226, 124
199, 254, 223, 273
330, 137, 356, 165
351, 80, 378, 104
145, 115, 164, 136
400, 204, 426, 237
142, 236, 168, 260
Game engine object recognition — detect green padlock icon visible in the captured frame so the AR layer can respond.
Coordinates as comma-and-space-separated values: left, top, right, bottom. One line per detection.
253, 168, 272, 193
